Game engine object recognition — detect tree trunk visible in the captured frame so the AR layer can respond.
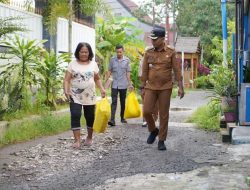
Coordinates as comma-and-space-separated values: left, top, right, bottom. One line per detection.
152, 0, 155, 28
68, 0, 73, 56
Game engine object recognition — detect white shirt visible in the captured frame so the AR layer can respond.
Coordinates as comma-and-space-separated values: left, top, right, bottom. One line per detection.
67, 60, 99, 105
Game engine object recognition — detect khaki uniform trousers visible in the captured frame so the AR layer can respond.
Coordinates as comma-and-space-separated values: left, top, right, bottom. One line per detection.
143, 88, 172, 141
141, 90, 158, 121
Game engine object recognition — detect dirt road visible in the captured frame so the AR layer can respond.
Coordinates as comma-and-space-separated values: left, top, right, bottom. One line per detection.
0, 91, 249, 190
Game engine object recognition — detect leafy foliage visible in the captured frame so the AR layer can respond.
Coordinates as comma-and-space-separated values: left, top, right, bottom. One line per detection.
96, 16, 144, 88
133, 0, 176, 25
210, 21, 235, 65
78, 0, 109, 16
0, 36, 45, 115
0, 114, 71, 146
176, 0, 235, 63
43, 0, 70, 35
0, 36, 70, 118
195, 76, 213, 89
208, 65, 237, 97
0, 0, 9, 3
38, 51, 70, 109
188, 99, 220, 132
0, 17, 27, 39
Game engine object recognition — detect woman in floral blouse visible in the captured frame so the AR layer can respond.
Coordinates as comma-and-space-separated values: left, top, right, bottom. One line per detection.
63, 42, 106, 148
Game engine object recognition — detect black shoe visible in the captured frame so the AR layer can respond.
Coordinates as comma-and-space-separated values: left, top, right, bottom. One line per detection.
108, 120, 115, 126
147, 128, 159, 144
158, 140, 166, 151
121, 119, 127, 123
142, 122, 147, 127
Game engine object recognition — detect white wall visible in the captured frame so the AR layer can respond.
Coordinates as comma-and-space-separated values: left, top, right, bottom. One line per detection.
0, 3, 95, 56
0, 2, 42, 41
57, 18, 96, 55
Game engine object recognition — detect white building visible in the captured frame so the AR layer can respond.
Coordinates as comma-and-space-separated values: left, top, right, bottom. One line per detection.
104, 0, 165, 46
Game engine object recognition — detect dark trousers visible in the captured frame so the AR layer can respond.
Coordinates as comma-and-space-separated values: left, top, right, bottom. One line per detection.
110, 88, 127, 121
70, 102, 95, 131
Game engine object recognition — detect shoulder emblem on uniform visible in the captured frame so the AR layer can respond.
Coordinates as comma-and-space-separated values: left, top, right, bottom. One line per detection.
146, 46, 154, 52
167, 45, 175, 51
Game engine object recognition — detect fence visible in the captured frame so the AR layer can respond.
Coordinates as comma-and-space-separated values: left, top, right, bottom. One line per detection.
0, 3, 96, 54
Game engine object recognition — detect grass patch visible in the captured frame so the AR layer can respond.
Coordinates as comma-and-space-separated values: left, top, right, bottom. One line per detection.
0, 113, 80, 146
187, 103, 220, 132
171, 88, 178, 98
1, 103, 70, 122
56, 103, 69, 110
2, 106, 50, 121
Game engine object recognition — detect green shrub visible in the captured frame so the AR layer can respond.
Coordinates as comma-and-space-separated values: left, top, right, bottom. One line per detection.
195, 75, 213, 89
130, 61, 140, 90
171, 87, 178, 98
208, 65, 237, 98
0, 113, 72, 146
187, 99, 220, 132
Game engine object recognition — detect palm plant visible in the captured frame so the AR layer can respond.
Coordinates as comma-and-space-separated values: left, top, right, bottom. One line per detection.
43, 0, 70, 51
38, 51, 70, 109
0, 17, 27, 39
0, 36, 45, 111
0, 70, 21, 116
43, 0, 70, 36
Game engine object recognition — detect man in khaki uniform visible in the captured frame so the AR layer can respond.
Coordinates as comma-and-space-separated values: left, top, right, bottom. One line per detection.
141, 28, 184, 150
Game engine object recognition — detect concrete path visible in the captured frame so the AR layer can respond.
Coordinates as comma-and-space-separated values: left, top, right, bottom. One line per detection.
94, 91, 250, 190
94, 145, 250, 190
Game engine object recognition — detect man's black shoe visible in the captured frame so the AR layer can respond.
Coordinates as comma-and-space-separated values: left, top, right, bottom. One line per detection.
108, 120, 115, 126
147, 128, 159, 144
158, 140, 166, 151
121, 119, 127, 123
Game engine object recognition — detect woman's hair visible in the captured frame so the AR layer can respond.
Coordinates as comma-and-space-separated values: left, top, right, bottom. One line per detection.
74, 42, 94, 61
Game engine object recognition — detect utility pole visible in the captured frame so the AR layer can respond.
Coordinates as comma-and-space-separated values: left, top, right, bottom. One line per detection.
221, 0, 228, 67
69, 0, 73, 55
165, 0, 169, 45
172, 0, 176, 45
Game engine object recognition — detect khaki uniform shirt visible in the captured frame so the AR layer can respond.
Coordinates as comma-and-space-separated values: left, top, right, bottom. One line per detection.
141, 45, 182, 90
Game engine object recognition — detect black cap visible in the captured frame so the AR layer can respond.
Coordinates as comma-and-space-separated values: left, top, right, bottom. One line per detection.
148, 28, 165, 39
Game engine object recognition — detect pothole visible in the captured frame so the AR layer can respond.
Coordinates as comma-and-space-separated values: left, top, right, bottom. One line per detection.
170, 107, 192, 111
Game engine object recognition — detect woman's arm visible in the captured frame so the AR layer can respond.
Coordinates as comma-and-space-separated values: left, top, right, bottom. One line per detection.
94, 73, 106, 98
63, 71, 72, 100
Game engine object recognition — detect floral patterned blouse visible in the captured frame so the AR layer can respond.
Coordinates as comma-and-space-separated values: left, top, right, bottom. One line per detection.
67, 60, 99, 105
